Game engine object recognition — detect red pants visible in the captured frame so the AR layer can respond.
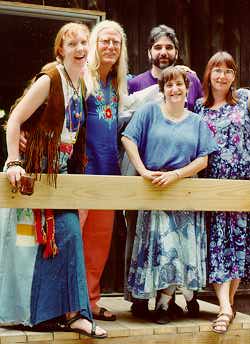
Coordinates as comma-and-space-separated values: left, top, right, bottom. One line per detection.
80, 209, 114, 309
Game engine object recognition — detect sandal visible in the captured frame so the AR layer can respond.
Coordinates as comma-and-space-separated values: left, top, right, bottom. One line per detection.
212, 312, 233, 334
56, 314, 107, 339
93, 307, 116, 321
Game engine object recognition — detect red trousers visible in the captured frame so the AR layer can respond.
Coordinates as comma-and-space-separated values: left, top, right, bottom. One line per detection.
80, 209, 114, 309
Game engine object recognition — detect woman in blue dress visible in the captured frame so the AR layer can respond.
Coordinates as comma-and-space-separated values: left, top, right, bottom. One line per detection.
194, 51, 250, 334
122, 65, 217, 324
0, 22, 106, 338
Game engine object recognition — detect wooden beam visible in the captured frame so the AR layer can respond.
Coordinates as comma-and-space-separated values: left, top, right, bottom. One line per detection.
0, 173, 250, 211
0, 1, 105, 18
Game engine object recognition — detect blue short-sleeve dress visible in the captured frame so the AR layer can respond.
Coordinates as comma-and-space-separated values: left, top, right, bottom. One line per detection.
122, 102, 217, 299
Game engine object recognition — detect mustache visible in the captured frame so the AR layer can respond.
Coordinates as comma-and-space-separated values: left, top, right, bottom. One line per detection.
149, 52, 177, 69
151, 56, 173, 68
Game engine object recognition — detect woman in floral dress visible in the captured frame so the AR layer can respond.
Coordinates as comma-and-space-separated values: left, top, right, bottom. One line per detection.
195, 51, 250, 334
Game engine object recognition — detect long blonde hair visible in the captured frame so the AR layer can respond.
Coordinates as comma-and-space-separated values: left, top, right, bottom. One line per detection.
86, 20, 128, 100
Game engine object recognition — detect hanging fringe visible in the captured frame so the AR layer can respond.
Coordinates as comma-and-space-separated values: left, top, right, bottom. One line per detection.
33, 209, 47, 244
33, 209, 58, 259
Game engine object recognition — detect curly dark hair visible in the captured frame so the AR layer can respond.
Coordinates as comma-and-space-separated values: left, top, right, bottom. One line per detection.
148, 24, 179, 51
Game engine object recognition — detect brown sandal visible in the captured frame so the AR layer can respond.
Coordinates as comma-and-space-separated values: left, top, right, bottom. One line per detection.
212, 313, 234, 334
93, 307, 116, 321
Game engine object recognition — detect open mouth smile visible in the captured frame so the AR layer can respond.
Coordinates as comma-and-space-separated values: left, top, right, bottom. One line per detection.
74, 56, 86, 62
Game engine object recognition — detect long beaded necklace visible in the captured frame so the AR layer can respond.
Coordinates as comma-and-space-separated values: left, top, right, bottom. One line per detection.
63, 66, 83, 144
63, 65, 81, 102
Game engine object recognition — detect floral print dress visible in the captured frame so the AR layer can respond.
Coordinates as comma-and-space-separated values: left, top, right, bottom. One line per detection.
194, 89, 250, 283
123, 103, 217, 299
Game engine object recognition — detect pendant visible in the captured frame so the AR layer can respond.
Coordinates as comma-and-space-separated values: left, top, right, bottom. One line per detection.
75, 113, 80, 119
105, 106, 112, 119
73, 93, 78, 101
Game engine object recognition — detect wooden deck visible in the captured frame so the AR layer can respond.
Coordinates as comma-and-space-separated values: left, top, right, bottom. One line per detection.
1, 296, 250, 344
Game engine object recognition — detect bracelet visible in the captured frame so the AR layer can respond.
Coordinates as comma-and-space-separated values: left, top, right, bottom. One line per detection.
6, 160, 23, 169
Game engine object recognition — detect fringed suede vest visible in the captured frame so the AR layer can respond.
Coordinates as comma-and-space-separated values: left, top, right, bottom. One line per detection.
21, 67, 87, 185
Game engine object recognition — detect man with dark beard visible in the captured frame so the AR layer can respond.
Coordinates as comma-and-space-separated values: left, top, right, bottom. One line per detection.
124, 24, 203, 322
128, 24, 202, 111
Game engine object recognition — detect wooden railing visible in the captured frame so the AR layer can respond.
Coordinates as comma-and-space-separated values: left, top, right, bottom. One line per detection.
1, 172, 250, 211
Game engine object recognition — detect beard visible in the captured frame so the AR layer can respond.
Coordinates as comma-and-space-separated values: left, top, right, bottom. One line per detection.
151, 54, 176, 70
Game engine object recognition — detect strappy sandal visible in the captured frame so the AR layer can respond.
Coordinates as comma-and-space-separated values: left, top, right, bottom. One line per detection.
93, 307, 116, 321
212, 312, 233, 334
56, 314, 107, 339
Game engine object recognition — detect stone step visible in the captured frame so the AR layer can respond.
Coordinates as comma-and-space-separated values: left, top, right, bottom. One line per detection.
1, 296, 250, 344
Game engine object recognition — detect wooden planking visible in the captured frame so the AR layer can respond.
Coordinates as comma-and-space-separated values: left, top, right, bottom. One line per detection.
23, 333, 53, 342
239, 0, 250, 87
0, 173, 250, 211
0, 329, 26, 343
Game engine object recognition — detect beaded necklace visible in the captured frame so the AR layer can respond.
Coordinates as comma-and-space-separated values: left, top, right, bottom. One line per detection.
63, 66, 81, 100
63, 66, 83, 144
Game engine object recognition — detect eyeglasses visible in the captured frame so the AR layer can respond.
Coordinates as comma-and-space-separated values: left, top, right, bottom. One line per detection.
98, 39, 121, 48
211, 68, 234, 77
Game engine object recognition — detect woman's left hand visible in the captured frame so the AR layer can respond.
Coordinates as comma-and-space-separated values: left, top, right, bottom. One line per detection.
151, 171, 178, 187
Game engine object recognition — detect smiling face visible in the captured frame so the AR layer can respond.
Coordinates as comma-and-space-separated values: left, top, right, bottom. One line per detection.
97, 28, 122, 68
149, 35, 178, 70
59, 29, 89, 69
210, 62, 235, 95
164, 75, 187, 105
